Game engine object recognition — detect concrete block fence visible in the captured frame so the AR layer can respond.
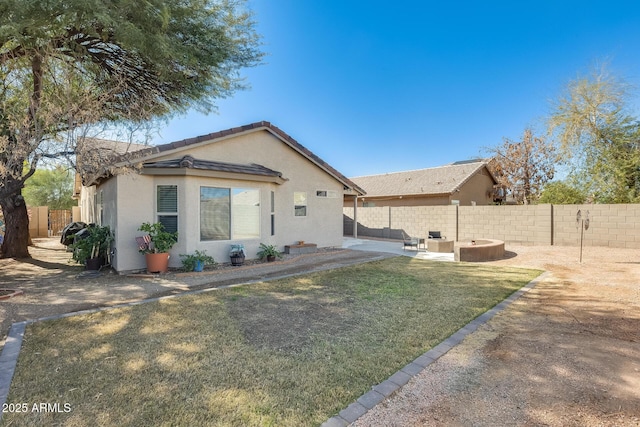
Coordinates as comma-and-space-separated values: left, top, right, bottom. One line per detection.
344, 204, 640, 249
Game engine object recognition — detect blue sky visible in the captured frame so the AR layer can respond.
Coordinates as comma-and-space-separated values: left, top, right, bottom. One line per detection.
155, 0, 640, 178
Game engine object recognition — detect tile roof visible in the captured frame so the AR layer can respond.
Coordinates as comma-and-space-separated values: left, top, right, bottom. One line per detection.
118, 121, 365, 195
143, 155, 283, 178
81, 137, 149, 156
350, 161, 495, 197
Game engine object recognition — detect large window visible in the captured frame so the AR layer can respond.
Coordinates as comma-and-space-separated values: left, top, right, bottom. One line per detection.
200, 187, 230, 240
200, 187, 259, 241
232, 188, 260, 239
157, 185, 178, 234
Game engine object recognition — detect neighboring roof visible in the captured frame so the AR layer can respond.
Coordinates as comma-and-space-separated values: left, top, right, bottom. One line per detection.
143, 155, 284, 178
350, 161, 497, 198
101, 121, 365, 195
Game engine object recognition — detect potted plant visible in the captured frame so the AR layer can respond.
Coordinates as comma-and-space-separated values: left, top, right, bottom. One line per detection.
180, 250, 216, 272
229, 244, 245, 266
256, 243, 282, 262
137, 222, 178, 273
70, 225, 114, 270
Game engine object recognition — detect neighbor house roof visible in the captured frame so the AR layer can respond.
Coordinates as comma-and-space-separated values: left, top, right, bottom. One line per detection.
350, 160, 497, 198
91, 121, 365, 195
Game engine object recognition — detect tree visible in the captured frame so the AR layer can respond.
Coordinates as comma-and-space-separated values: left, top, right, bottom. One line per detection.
22, 166, 75, 209
538, 181, 587, 204
487, 129, 557, 204
547, 65, 640, 203
0, 0, 263, 258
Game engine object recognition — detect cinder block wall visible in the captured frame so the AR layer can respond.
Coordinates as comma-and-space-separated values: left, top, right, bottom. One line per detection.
344, 204, 640, 248
553, 204, 640, 249
458, 204, 552, 245
391, 205, 457, 241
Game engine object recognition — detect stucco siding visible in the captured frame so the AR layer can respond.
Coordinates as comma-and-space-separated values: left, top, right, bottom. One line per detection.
455, 171, 495, 205
103, 130, 346, 272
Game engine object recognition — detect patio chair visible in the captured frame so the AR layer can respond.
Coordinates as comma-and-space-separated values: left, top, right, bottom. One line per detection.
401, 231, 419, 250
428, 231, 446, 239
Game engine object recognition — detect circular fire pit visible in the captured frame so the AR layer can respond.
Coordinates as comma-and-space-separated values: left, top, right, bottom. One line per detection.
0, 289, 24, 300
454, 239, 505, 262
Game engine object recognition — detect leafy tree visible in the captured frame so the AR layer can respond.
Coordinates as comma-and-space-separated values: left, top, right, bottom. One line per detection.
22, 166, 75, 209
538, 180, 587, 204
547, 65, 640, 203
487, 128, 557, 204
0, 0, 263, 258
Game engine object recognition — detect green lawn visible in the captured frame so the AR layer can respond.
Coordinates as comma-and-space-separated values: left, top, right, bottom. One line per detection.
2, 257, 541, 426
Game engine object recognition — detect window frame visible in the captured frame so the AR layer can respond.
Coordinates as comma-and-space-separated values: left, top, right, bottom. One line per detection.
199, 186, 261, 241
156, 184, 178, 235
294, 191, 307, 217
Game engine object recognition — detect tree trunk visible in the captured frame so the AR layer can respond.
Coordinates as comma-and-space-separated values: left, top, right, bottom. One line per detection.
0, 190, 31, 259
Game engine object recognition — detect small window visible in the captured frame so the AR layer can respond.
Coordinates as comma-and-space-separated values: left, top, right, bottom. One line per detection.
316, 190, 339, 198
294, 192, 307, 217
157, 185, 178, 234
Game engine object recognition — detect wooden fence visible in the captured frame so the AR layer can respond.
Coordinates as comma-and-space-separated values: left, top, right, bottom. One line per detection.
28, 207, 76, 238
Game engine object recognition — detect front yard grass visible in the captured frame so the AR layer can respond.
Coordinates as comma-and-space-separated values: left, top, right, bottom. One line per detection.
2, 257, 541, 426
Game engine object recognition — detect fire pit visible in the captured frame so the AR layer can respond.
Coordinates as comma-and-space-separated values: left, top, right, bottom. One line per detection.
454, 239, 505, 262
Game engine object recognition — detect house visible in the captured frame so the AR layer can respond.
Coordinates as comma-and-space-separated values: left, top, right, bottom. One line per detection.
345, 160, 501, 208
79, 121, 365, 272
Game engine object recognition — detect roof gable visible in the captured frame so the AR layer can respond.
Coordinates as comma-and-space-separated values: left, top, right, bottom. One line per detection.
351, 161, 497, 197
110, 121, 364, 195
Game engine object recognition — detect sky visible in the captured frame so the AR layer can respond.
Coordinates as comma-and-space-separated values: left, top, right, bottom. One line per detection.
154, 0, 640, 178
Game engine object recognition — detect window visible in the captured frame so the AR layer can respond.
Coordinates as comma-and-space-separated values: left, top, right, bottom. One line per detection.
157, 185, 178, 234
94, 190, 104, 225
200, 187, 230, 240
316, 190, 339, 198
294, 192, 307, 217
270, 191, 275, 236
200, 187, 260, 240
232, 188, 260, 239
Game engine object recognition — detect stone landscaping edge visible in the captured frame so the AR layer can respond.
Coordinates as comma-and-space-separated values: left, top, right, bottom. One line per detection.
0, 267, 549, 424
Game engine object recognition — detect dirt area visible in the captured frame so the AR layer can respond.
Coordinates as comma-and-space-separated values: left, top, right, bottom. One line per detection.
354, 245, 640, 427
1, 239, 639, 426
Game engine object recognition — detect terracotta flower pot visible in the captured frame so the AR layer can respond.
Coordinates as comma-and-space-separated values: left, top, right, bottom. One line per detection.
145, 253, 170, 273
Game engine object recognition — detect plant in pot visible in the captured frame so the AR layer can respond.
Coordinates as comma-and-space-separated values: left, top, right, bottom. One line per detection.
256, 243, 282, 262
70, 225, 114, 270
137, 222, 178, 273
229, 244, 245, 266
180, 250, 216, 272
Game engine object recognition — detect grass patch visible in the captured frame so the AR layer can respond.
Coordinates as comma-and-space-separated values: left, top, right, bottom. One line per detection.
2, 257, 541, 426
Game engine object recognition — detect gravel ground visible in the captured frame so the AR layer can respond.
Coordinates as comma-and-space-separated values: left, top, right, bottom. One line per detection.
352, 244, 640, 426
